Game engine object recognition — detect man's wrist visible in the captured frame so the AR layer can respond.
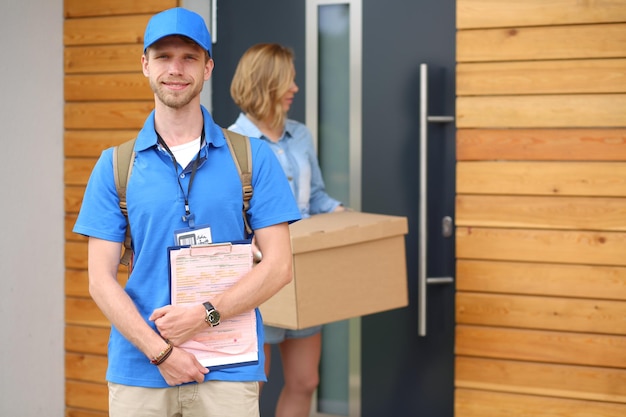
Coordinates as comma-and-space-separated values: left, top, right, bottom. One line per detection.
150, 339, 173, 365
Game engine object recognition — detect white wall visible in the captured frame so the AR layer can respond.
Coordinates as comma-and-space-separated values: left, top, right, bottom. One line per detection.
0, 0, 65, 415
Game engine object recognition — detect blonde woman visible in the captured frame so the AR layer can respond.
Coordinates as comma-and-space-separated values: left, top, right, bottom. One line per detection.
229, 43, 344, 417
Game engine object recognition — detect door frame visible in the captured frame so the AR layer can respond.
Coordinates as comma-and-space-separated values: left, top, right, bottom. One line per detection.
306, 1, 363, 416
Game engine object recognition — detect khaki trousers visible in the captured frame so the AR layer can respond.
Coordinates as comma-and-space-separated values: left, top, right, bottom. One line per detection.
108, 380, 259, 417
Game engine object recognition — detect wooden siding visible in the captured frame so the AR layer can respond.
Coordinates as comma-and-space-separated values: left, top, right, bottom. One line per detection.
457, 59, 626, 96
457, 129, 626, 161
457, 23, 626, 62
456, 389, 626, 417
63, 0, 177, 414
457, 94, 626, 128
456, 1, 626, 416
457, 0, 626, 28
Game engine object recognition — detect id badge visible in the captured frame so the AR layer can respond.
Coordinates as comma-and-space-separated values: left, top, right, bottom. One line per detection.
174, 224, 212, 246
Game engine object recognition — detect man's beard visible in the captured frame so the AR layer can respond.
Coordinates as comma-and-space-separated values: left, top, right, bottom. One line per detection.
150, 78, 203, 109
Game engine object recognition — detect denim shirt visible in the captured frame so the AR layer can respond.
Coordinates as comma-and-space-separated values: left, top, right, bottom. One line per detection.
229, 113, 341, 218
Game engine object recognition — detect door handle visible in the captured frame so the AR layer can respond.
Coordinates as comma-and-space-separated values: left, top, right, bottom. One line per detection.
418, 63, 454, 337
210, 0, 218, 43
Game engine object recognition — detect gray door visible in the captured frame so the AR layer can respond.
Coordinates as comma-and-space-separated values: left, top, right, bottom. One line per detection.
212, 1, 456, 416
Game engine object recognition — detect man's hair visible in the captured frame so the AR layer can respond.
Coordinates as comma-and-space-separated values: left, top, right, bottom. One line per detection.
230, 43, 295, 130
144, 35, 211, 63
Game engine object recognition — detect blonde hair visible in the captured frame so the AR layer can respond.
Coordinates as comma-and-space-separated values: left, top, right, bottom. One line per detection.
230, 43, 295, 130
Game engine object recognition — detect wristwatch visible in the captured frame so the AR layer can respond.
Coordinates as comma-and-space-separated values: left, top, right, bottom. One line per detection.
203, 301, 221, 327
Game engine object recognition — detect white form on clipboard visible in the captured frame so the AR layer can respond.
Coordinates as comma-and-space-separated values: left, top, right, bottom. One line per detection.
168, 242, 258, 368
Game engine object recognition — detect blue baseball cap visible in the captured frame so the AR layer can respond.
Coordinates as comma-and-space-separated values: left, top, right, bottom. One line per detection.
143, 7, 212, 57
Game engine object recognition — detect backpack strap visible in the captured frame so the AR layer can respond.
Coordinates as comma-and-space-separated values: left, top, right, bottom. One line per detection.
113, 138, 136, 267
222, 128, 253, 237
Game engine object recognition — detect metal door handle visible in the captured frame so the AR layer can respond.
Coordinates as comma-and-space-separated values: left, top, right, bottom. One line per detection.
211, 0, 218, 43
418, 63, 454, 336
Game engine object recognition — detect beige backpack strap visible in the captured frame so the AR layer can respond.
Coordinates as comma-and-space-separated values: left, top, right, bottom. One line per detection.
113, 138, 136, 267
222, 128, 253, 237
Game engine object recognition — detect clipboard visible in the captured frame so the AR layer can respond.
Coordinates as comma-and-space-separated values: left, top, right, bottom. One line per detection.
168, 241, 258, 369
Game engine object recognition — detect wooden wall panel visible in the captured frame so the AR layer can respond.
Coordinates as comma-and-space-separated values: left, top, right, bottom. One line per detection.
66, 381, 108, 411
456, 357, 626, 403
457, 293, 626, 335
66, 269, 89, 297
457, 59, 626, 96
66, 241, 88, 269
65, 45, 143, 74
65, 131, 136, 157
455, 0, 626, 412
65, 158, 97, 186
457, 161, 626, 196
66, 214, 84, 241
65, 325, 110, 355
66, 408, 108, 417
456, 195, 626, 231
456, 389, 626, 417
66, 353, 108, 383
458, 0, 626, 29
65, 186, 85, 213
64, 15, 150, 46
456, 227, 626, 266
65, 186, 86, 212
457, 129, 626, 161
66, 297, 109, 327
457, 260, 626, 301
64, 0, 175, 18
65, 74, 152, 101
456, 325, 626, 368
457, 94, 626, 128
457, 23, 626, 62
65, 102, 153, 130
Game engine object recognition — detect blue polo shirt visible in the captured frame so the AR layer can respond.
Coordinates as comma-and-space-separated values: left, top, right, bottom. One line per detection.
73, 106, 301, 388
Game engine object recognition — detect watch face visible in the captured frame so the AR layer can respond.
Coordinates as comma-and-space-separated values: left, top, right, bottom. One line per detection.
208, 310, 220, 326
203, 302, 220, 326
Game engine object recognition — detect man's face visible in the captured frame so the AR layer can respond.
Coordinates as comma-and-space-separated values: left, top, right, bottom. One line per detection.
142, 36, 213, 109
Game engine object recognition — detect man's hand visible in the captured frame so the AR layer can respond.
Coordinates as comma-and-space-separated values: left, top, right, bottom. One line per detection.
156, 347, 209, 386
150, 304, 205, 346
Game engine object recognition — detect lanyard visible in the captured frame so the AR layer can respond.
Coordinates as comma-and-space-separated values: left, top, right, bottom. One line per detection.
156, 128, 205, 228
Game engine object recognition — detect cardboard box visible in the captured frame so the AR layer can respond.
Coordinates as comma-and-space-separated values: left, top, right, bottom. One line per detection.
260, 211, 409, 329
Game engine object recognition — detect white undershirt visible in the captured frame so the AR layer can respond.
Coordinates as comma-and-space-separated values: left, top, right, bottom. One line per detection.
169, 137, 201, 168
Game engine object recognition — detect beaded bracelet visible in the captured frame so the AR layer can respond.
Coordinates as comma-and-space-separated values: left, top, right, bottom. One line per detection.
150, 340, 173, 366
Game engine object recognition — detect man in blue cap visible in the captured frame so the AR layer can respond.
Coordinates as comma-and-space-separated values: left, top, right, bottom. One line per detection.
73, 7, 301, 416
